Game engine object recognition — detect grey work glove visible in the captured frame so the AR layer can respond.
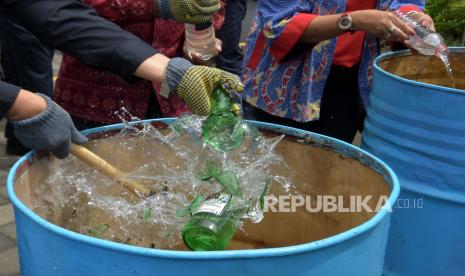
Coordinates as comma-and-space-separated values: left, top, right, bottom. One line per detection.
10, 94, 88, 159
156, 0, 220, 24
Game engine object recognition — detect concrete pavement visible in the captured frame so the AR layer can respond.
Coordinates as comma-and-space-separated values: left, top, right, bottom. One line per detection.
0, 119, 20, 276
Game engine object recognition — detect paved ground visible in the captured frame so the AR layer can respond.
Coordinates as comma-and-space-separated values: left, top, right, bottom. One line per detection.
0, 52, 63, 276
0, 119, 20, 276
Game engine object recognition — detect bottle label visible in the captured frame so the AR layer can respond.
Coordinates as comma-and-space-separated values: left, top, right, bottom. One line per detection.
193, 193, 231, 216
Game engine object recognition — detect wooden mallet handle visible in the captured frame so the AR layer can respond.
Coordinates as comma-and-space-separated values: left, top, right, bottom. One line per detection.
70, 143, 151, 198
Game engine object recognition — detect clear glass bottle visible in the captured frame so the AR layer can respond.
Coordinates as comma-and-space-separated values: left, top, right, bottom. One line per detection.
394, 10, 449, 57
202, 85, 245, 152
184, 22, 217, 62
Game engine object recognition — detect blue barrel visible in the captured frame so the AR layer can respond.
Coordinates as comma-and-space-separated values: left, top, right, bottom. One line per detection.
362, 48, 465, 275
8, 119, 399, 276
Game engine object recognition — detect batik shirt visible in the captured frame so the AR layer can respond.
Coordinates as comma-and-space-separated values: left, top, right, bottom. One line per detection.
241, 0, 424, 122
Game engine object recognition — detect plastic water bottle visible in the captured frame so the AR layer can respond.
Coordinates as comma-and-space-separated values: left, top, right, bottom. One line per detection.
184, 22, 217, 62
394, 10, 449, 57
394, 11, 455, 88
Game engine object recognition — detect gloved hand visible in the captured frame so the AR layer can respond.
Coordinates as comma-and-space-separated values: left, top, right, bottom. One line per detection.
10, 94, 88, 159
156, 0, 220, 24
164, 58, 243, 115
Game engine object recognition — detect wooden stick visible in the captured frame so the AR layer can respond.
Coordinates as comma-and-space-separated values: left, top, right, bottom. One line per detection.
70, 144, 152, 198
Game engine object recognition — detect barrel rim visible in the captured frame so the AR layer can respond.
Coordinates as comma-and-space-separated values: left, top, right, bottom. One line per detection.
7, 118, 399, 260
374, 47, 465, 94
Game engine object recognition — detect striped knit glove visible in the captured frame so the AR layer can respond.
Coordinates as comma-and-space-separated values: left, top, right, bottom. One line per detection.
165, 58, 243, 115
156, 0, 220, 24
10, 94, 88, 159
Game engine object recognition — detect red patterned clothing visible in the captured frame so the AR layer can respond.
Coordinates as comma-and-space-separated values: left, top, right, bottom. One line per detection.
55, 0, 155, 123
55, 0, 225, 122
332, 0, 376, 67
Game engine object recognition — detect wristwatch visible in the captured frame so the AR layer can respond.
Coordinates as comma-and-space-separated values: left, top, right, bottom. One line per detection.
338, 12, 354, 32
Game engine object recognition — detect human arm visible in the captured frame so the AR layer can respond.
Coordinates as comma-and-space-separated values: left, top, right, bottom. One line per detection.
0, 81, 22, 120
6, 88, 46, 121
251, 2, 412, 61
254, 1, 435, 64
3, 0, 239, 115
298, 1, 428, 43
299, 11, 415, 44
3, 0, 157, 79
1, 84, 87, 158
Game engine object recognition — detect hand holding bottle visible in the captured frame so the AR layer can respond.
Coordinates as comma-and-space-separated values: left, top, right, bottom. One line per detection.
156, 0, 220, 24
163, 57, 243, 116
351, 10, 415, 42
408, 12, 435, 31
393, 10, 446, 56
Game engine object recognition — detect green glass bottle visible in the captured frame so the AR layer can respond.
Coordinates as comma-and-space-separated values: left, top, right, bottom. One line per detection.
182, 193, 245, 251
181, 162, 246, 251
202, 85, 244, 152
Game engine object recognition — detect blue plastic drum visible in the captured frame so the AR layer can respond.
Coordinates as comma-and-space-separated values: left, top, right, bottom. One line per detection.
362, 48, 465, 275
9, 119, 399, 276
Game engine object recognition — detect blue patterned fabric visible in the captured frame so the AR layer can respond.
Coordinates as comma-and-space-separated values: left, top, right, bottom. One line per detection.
241, 0, 424, 122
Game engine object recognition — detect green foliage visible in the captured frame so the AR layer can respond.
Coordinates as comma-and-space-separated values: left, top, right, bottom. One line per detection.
426, 0, 465, 45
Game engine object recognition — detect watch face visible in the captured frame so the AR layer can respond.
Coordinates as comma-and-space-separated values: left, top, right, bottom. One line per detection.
339, 15, 352, 30
341, 18, 350, 27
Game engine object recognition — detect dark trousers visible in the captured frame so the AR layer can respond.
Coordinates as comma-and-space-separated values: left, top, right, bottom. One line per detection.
215, 0, 247, 75
243, 65, 365, 143
0, 11, 54, 143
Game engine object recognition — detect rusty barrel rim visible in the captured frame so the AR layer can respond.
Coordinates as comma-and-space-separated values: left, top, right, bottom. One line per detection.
7, 118, 399, 260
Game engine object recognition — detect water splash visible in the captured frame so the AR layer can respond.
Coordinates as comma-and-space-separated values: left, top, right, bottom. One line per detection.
32, 114, 291, 249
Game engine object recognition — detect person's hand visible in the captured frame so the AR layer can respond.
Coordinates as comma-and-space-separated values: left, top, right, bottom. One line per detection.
409, 12, 435, 31
164, 58, 243, 115
9, 93, 88, 159
156, 0, 220, 24
351, 10, 415, 42
184, 38, 222, 66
